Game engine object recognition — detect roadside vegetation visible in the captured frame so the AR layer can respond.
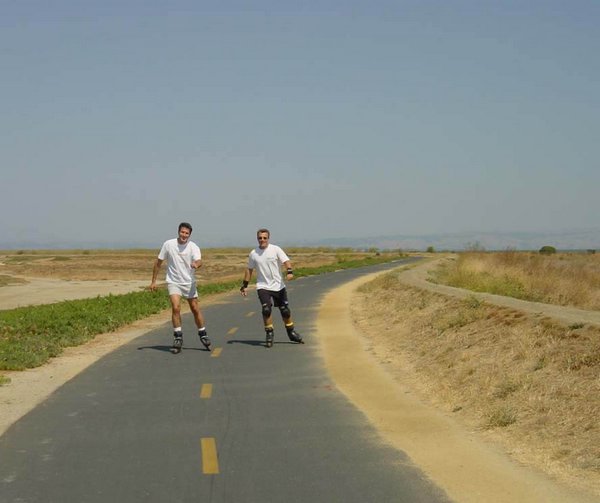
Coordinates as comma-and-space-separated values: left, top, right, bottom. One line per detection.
353, 255, 600, 496
0, 275, 26, 287
0, 249, 403, 374
430, 250, 600, 310
0, 247, 401, 282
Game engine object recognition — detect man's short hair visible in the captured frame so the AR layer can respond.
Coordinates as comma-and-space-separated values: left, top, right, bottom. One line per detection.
257, 228, 270, 237
179, 222, 193, 233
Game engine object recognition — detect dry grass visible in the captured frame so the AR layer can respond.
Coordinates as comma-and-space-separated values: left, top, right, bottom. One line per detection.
431, 251, 600, 310
353, 272, 600, 495
0, 248, 377, 283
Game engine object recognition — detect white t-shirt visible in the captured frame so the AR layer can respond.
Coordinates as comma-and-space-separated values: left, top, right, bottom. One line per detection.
248, 244, 290, 291
158, 238, 201, 285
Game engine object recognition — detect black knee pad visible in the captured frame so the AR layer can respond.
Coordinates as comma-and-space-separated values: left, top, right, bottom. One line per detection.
279, 304, 291, 318
261, 303, 272, 317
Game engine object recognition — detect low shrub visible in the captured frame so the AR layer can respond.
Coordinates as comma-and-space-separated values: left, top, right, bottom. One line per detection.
539, 245, 557, 255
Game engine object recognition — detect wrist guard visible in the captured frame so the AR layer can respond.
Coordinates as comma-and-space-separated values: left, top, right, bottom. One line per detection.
240, 280, 249, 291
286, 268, 293, 275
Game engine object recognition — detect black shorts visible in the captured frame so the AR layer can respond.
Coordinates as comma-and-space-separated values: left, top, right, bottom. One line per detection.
257, 288, 289, 308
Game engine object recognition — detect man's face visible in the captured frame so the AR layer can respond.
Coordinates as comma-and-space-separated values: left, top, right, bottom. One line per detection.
178, 227, 191, 244
257, 232, 269, 249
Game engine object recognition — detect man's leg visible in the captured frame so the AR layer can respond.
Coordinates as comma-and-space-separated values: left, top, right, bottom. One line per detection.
169, 294, 184, 350
275, 289, 303, 344
188, 297, 205, 329
262, 304, 275, 348
258, 290, 275, 348
189, 297, 211, 350
279, 303, 303, 343
170, 294, 183, 330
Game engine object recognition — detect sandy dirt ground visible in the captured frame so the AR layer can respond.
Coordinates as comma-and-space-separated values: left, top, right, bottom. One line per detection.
0, 278, 149, 310
1, 266, 599, 502
318, 267, 599, 503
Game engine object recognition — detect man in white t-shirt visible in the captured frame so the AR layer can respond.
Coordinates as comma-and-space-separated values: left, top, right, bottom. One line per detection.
149, 222, 211, 353
240, 228, 303, 348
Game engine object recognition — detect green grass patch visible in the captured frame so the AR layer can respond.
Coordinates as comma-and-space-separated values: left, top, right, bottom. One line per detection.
0, 275, 27, 287
294, 254, 402, 277
357, 271, 401, 293
3, 255, 41, 264
493, 380, 520, 399
432, 267, 536, 301
486, 406, 517, 428
0, 289, 171, 370
0, 374, 10, 386
0, 255, 401, 371
433, 296, 487, 333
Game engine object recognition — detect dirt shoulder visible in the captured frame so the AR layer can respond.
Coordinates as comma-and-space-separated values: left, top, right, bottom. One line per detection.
317, 270, 599, 503
0, 278, 149, 310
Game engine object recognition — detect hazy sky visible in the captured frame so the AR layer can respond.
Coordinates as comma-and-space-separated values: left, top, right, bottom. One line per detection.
2, 1, 598, 248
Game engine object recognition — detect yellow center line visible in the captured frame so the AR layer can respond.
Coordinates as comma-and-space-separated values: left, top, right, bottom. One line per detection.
246, 311, 255, 317
227, 327, 238, 335
211, 348, 222, 358
201, 438, 219, 474
200, 383, 212, 399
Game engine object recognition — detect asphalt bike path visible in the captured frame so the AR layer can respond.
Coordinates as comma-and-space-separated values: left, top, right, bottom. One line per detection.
0, 257, 451, 502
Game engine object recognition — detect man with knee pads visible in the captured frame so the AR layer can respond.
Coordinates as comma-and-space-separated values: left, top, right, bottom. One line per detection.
240, 228, 303, 348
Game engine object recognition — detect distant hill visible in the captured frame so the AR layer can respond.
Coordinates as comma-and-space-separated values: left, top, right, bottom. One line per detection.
295, 228, 600, 252
1, 229, 598, 252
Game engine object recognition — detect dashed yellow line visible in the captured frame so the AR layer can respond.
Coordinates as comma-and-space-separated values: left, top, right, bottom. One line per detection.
246, 311, 255, 317
227, 327, 238, 335
201, 438, 219, 474
211, 348, 223, 358
200, 384, 212, 399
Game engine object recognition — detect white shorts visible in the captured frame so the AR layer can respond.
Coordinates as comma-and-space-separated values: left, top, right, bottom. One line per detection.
167, 282, 198, 299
